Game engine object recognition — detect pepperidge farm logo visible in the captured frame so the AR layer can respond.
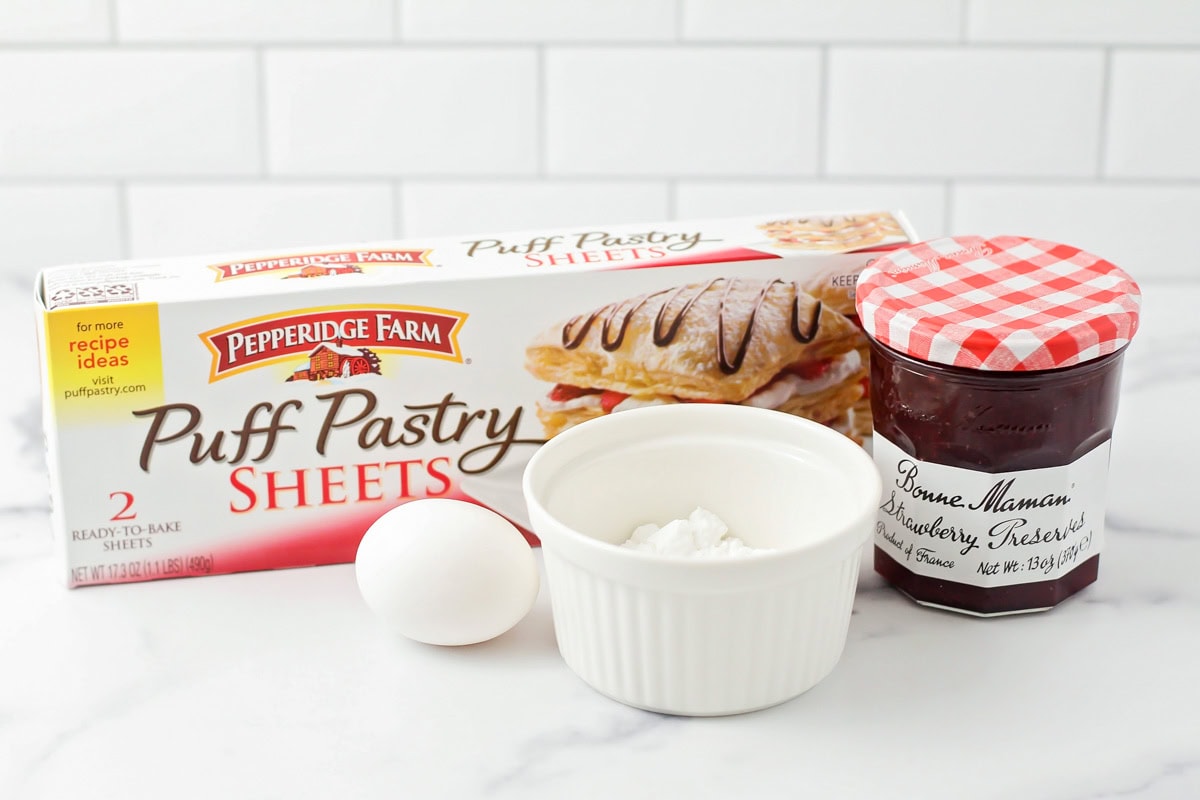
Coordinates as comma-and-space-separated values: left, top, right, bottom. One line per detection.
199, 305, 467, 382
208, 249, 433, 281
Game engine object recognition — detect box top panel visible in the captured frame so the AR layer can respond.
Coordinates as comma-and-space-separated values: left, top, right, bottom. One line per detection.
38, 209, 917, 310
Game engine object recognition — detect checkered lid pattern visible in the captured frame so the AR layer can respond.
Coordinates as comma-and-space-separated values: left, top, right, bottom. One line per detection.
855, 236, 1141, 371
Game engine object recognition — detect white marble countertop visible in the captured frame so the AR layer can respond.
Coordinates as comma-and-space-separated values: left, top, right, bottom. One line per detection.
2, 279, 1197, 800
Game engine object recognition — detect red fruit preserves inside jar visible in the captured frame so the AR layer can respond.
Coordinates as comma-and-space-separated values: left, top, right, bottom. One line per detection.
855, 236, 1142, 616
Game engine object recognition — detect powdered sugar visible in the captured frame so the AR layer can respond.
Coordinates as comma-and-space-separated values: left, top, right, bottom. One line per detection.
621, 507, 769, 558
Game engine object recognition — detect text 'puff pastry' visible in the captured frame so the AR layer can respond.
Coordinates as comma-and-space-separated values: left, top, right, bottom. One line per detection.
525, 277, 869, 438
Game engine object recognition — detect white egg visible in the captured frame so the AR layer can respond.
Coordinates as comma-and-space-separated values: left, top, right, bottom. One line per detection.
354, 499, 539, 646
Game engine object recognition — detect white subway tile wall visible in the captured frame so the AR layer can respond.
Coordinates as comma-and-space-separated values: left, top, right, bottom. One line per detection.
1, 0, 1195, 282
126, 183, 396, 258
0, 51, 259, 177
0, 185, 121, 274
265, 48, 539, 176
0, 0, 109, 42
681, 0, 963, 42
1106, 50, 1200, 178
967, 0, 1200, 44
399, 181, 670, 235
116, 0, 395, 42
826, 48, 1105, 177
546, 47, 820, 176
401, 0, 677, 42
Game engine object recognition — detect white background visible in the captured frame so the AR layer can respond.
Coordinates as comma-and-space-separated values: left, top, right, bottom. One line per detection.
0, 0, 1197, 283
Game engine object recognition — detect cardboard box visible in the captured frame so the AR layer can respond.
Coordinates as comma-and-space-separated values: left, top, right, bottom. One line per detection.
36, 210, 917, 587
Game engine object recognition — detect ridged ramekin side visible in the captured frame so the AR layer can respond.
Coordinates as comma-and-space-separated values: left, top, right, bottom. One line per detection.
542, 548, 862, 716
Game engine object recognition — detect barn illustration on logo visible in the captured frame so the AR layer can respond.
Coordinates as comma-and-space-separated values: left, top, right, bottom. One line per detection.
284, 264, 363, 278
286, 339, 382, 382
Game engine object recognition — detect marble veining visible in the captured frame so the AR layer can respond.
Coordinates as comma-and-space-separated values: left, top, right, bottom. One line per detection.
1, 282, 1197, 799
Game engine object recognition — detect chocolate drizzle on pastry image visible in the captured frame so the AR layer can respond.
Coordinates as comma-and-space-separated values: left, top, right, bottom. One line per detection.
525, 277, 869, 440
561, 277, 822, 371
758, 212, 905, 251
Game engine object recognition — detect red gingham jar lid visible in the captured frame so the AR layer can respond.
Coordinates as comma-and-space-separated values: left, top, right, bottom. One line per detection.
855, 236, 1141, 371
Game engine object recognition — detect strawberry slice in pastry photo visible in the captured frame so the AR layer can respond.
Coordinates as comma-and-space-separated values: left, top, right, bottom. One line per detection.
524, 277, 871, 442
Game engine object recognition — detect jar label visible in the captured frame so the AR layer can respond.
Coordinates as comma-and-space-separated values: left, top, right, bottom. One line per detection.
871, 434, 1110, 587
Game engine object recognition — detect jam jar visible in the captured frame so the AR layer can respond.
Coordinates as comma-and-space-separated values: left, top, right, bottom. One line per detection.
854, 236, 1141, 616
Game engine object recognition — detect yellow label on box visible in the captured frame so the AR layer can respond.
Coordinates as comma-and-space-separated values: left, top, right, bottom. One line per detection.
45, 303, 164, 421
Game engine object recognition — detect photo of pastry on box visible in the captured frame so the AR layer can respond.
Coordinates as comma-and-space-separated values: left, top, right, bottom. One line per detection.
757, 212, 906, 251
525, 276, 871, 442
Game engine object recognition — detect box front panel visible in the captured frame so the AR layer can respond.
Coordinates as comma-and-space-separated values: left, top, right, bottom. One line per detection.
45, 254, 882, 587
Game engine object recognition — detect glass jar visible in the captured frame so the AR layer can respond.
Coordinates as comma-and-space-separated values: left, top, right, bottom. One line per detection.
855, 236, 1141, 616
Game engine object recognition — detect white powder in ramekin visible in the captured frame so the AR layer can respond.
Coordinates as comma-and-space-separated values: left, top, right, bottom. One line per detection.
621, 507, 770, 558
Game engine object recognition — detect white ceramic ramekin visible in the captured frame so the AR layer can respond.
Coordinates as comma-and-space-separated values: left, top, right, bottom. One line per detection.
522, 404, 881, 716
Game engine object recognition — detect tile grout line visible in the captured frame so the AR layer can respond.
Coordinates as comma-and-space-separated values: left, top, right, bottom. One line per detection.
675, 0, 686, 41
106, 0, 119, 41
816, 45, 830, 177
2, 175, 1199, 185
255, 47, 269, 178
0, 505, 52, 516
537, 45, 547, 178
393, 0, 403, 41
943, 180, 956, 235
392, 180, 404, 237
1096, 46, 1114, 179
117, 180, 132, 258
1, 40, 1197, 50
959, 0, 970, 42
